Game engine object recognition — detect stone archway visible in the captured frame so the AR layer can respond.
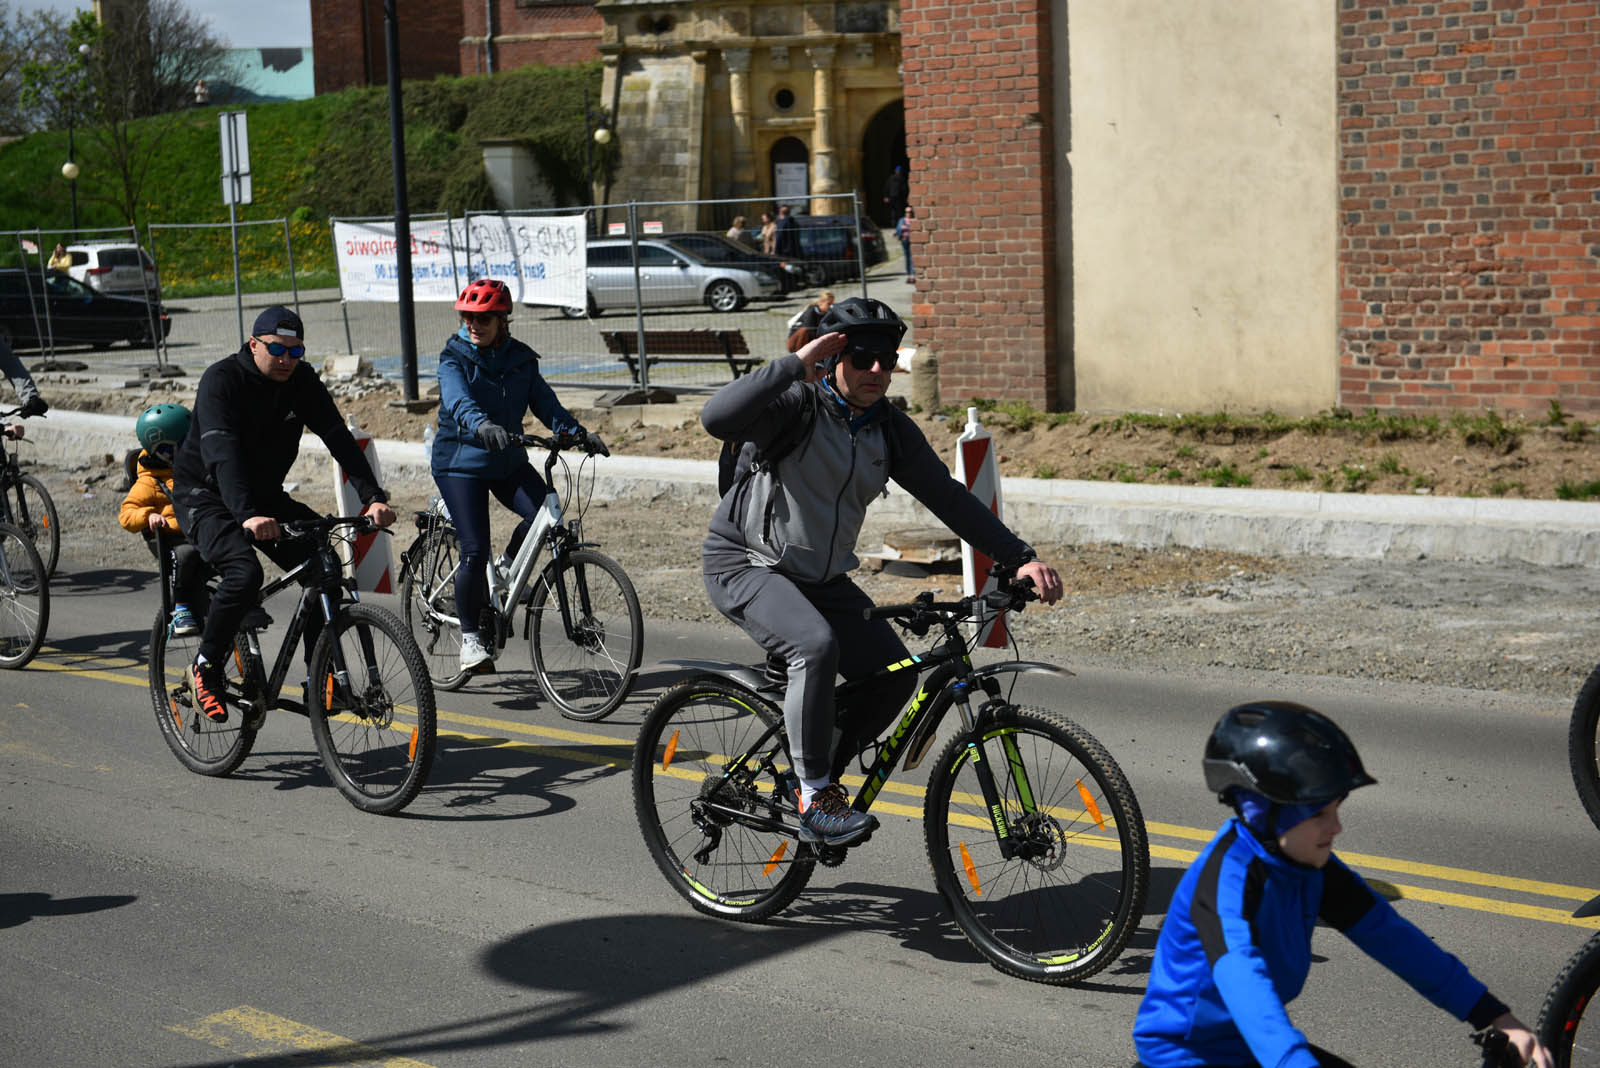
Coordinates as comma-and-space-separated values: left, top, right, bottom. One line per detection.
860, 100, 907, 227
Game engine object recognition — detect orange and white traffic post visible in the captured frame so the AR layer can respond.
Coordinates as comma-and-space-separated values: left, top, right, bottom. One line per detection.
954, 406, 1008, 648
332, 418, 395, 594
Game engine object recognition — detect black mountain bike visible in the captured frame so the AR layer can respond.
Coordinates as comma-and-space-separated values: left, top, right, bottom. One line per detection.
1535, 893, 1600, 1067
147, 516, 438, 815
0, 519, 47, 668
401, 431, 643, 721
0, 407, 60, 579
632, 572, 1150, 985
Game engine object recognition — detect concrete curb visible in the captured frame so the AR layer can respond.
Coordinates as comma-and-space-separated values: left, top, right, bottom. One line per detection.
26, 408, 1600, 567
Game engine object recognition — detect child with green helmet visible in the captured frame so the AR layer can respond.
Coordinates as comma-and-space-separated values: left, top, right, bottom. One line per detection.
120, 404, 204, 636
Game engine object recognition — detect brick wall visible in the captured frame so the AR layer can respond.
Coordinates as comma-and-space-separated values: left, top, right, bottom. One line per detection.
1339, 0, 1600, 414
309, 1, 463, 94
899, 1, 1058, 409
459, 3, 601, 77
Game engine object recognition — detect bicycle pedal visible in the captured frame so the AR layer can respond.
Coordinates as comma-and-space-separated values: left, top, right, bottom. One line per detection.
238, 701, 267, 730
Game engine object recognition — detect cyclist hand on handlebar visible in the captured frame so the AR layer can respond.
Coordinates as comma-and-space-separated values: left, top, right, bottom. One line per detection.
19, 395, 47, 418
361, 499, 396, 529
1489, 1013, 1555, 1068
2, 423, 20, 440
244, 515, 282, 541
1017, 559, 1063, 604
476, 420, 512, 453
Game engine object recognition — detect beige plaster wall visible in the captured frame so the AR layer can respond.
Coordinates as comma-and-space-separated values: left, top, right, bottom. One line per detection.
1067, 1, 1337, 414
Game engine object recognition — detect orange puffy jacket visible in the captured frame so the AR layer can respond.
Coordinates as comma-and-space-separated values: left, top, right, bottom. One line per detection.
118, 450, 181, 535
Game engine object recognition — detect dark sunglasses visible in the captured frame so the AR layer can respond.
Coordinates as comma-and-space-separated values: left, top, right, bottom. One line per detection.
253, 336, 306, 359
460, 312, 500, 326
845, 346, 896, 371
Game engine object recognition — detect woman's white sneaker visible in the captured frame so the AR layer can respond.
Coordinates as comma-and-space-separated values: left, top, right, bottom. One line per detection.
460, 633, 494, 671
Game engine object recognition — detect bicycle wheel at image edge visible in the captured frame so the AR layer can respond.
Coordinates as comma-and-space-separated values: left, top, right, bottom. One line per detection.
1538, 930, 1600, 1066
0, 522, 47, 668
1568, 663, 1600, 835
633, 677, 814, 921
16, 474, 60, 579
529, 548, 644, 721
146, 612, 255, 775
308, 602, 437, 815
400, 528, 471, 692
924, 705, 1150, 985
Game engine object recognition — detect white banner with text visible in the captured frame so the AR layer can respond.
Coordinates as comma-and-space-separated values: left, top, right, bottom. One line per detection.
333, 215, 587, 308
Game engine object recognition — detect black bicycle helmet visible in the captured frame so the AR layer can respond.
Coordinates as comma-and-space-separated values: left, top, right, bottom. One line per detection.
1202, 700, 1376, 806
816, 296, 907, 373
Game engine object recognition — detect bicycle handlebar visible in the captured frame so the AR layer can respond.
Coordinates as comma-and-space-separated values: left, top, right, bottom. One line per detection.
252, 514, 381, 542
518, 429, 610, 458
863, 575, 1038, 632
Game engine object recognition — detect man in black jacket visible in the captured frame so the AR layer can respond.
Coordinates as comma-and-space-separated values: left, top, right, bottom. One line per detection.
172, 306, 395, 723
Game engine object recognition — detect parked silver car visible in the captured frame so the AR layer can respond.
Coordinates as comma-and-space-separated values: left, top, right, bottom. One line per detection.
558, 238, 782, 318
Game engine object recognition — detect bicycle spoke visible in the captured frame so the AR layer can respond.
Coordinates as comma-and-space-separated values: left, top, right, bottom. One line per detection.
531, 550, 642, 722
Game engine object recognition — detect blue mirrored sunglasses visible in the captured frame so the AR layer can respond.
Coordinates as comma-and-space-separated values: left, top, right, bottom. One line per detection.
253, 336, 306, 359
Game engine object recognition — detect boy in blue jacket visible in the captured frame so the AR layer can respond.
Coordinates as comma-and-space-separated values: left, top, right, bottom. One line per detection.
1133, 701, 1551, 1068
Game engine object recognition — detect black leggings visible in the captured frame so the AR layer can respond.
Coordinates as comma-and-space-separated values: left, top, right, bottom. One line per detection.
1137, 1048, 1355, 1068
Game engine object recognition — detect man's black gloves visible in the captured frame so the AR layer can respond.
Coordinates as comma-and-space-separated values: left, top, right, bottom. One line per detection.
19, 396, 47, 418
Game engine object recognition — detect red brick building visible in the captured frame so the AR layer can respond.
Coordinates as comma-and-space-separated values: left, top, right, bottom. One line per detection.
899, 0, 1600, 415
1337, 0, 1600, 414
309, 2, 599, 93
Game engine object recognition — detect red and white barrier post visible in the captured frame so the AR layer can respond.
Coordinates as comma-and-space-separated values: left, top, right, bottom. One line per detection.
333, 419, 395, 594
954, 406, 1008, 648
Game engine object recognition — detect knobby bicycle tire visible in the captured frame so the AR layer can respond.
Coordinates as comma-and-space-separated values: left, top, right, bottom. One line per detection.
924, 704, 1149, 985
633, 676, 815, 921
528, 549, 644, 722
1569, 663, 1600, 835
146, 611, 255, 776
308, 602, 437, 815
15, 473, 60, 579
401, 527, 471, 692
0, 522, 47, 668
1538, 929, 1600, 1066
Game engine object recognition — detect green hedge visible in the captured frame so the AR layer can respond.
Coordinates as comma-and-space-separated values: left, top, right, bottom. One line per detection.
0, 63, 608, 295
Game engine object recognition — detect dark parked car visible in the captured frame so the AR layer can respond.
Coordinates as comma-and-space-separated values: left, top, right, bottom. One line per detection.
0, 268, 171, 350
660, 233, 807, 293
779, 214, 888, 284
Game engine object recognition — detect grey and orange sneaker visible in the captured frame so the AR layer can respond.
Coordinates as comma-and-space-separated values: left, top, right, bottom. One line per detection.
798, 782, 878, 847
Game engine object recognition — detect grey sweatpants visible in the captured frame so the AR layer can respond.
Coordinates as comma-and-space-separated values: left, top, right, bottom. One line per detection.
704, 565, 918, 781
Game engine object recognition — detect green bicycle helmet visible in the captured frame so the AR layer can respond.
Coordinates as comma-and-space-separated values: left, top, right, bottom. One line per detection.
135, 403, 191, 466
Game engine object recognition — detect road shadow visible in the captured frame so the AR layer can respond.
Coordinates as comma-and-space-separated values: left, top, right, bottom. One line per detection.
400, 735, 625, 822
50, 566, 156, 598
0, 891, 137, 930
41, 628, 150, 663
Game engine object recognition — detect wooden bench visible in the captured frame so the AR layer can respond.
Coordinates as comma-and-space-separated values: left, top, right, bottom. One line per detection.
600, 329, 757, 384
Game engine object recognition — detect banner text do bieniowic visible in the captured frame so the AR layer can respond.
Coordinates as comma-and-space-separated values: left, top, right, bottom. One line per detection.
333, 215, 586, 308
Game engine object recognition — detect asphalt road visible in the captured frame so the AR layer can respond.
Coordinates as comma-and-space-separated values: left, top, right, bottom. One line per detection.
4, 558, 1598, 1067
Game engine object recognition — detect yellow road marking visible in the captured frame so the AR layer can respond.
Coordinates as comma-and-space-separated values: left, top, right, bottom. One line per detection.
170, 1005, 435, 1066
28, 647, 1600, 927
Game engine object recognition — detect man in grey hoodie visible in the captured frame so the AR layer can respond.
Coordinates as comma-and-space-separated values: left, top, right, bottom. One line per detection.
701, 296, 1063, 847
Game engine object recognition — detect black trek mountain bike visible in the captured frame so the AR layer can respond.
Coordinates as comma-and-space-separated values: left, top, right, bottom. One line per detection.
0, 406, 60, 579
147, 515, 438, 815
632, 572, 1150, 985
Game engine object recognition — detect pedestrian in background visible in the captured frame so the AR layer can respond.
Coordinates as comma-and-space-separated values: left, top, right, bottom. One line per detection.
726, 216, 747, 244
759, 212, 777, 255
774, 205, 800, 258
47, 243, 71, 272
896, 206, 915, 282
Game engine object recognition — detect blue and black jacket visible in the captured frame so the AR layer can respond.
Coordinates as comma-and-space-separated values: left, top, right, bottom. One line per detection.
430, 327, 580, 481
1133, 818, 1508, 1068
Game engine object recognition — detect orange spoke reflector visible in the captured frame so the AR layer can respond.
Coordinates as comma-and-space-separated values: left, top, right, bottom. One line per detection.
325, 676, 335, 707
763, 839, 789, 875
1076, 779, 1106, 830
407, 727, 419, 762
169, 696, 184, 731
960, 842, 982, 896
40, 517, 50, 529
233, 648, 244, 675
662, 729, 680, 771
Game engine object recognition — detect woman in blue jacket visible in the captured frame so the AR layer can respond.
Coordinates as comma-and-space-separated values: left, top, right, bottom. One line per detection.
431, 278, 585, 672
1133, 701, 1551, 1068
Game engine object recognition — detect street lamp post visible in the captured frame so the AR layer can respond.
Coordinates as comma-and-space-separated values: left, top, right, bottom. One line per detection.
59, 42, 90, 240
583, 89, 611, 235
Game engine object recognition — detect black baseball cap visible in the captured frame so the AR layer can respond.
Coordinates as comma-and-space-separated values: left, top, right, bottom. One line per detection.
251, 305, 304, 339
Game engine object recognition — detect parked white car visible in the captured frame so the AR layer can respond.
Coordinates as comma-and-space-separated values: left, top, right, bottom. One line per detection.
558, 238, 782, 318
64, 242, 161, 301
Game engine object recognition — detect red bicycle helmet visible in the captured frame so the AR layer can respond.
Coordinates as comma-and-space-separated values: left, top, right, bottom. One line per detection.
455, 278, 512, 314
